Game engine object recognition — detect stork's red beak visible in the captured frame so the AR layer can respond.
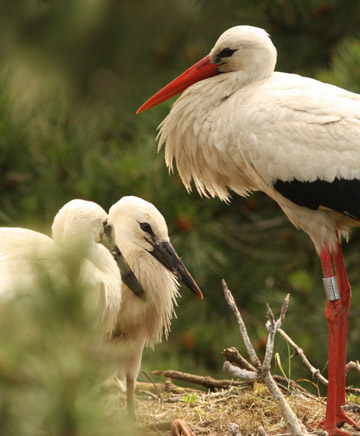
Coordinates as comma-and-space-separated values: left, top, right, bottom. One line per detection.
136, 54, 219, 113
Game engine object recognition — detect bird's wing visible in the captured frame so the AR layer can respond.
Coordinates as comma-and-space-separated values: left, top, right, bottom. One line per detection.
236, 73, 360, 218
0, 228, 63, 296
0, 227, 121, 337
79, 251, 122, 337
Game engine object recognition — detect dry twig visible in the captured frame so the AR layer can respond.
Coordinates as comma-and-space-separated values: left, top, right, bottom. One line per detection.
135, 380, 193, 395
346, 360, 360, 374
277, 329, 360, 397
230, 423, 242, 436
342, 404, 360, 413
170, 419, 196, 436
222, 346, 257, 372
152, 369, 247, 390
222, 280, 308, 436
222, 279, 262, 370
277, 328, 328, 386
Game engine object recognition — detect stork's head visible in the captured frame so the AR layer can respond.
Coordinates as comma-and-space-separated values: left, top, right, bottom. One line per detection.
52, 199, 108, 246
107, 196, 203, 299
137, 25, 277, 113
52, 199, 145, 299
209, 26, 277, 76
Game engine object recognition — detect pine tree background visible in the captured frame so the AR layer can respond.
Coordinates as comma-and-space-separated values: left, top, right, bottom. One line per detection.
1, 0, 360, 432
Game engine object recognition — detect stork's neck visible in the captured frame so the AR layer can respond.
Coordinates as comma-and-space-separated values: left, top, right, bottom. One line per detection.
115, 244, 179, 347
199, 66, 274, 108
158, 69, 274, 200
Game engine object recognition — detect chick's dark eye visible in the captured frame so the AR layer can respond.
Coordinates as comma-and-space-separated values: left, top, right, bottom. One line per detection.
139, 222, 154, 236
218, 47, 237, 58
104, 223, 112, 237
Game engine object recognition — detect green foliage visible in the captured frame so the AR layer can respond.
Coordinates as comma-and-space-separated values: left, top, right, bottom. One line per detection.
184, 393, 198, 405
1, 2, 360, 428
348, 394, 360, 405
253, 382, 268, 397
287, 270, 315, 296
0, 248, 136, 436
317, 38, 360, 93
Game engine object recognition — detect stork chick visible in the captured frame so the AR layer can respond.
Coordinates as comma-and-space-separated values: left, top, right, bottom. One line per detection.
107, 196, 203, 416
0, 199, 143, 337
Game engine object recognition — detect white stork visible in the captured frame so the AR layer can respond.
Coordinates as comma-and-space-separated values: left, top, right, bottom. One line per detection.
137, 25, 360, 435
107, 196, 203, 417
0, 199, 143, 338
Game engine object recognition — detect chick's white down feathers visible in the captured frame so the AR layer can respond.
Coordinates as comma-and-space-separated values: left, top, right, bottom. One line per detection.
0, 200, 122, 337
108, 196, 179, 347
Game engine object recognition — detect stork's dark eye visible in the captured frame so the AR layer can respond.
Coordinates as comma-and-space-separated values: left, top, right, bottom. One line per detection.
104, 222, 112, 237
218, 47, 237, 58
139, 222, 155, 237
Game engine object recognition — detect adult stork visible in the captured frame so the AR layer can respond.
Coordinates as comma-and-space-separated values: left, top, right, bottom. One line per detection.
107, 196, 203, 417
137, 25, 360, 435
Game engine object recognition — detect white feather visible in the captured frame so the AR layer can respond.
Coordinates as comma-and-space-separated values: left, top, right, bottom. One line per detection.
107, 196, 181, 381
0, 200, 122, 337
157, 25, 360, 251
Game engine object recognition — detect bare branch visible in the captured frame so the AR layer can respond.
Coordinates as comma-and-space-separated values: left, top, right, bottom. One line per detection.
264, 297, 308, 435
137, 390, 159, 400
222, 284, 309, 436
135, 380, 194, 395
272, 375, 319, 400
170, 419, 197, 436
346, 386, 360, 395
263, 298, 289, 374
230, 423, 242, 436
263, 371, 308, 435
140, 420, 198, 436
223, 361, 258, 381
153, 369, 246, 390
141, 370, 162, 401
277, 328, 328, 386
346, 360, 360, 374
342, 404, 360, 413
222, 347, 257, 372
266, 303, 275, 325
222, 279, 262, 370
263, 327, 276, 374
279, 294, 290, 324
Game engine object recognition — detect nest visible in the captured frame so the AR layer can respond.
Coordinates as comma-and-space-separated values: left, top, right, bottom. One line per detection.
121, 384, 358, 435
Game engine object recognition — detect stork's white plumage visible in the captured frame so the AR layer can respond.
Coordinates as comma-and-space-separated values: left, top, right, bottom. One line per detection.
0, 200, 127, 337
107, 196, 203, 416
138, 26, 360, 435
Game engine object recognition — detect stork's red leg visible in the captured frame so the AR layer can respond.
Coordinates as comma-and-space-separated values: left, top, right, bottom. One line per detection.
318, 244, 341, 433
332, 234, 359, 430
311, 243, 352, 435
320, 243, 334, 278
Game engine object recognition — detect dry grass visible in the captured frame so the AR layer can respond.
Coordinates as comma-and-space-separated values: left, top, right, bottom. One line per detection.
112, 383, 360, 435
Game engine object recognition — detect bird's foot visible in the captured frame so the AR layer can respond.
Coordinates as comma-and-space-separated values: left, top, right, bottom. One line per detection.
335, 410, 360, 431
311, 421, 352, 436
311, 411, 359, 436
170, 419, 196, 436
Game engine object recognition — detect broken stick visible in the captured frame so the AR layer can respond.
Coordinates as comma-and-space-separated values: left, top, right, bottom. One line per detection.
222, 280, 309, 436
152, 369, 247, 390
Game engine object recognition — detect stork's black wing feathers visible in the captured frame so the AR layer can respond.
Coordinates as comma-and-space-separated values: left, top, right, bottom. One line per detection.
273, 178, 360, 222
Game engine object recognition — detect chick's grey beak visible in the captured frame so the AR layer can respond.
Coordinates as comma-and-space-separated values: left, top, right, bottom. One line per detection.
150, 241, 203, 299
100, 228, 146, 301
